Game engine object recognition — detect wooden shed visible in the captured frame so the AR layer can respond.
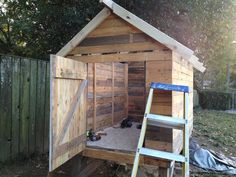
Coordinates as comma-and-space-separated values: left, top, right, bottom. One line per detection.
49, 0, 205, 175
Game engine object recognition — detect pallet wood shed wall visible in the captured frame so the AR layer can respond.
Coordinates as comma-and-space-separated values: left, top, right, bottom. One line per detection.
87, 62, 128, 130
67, 13, 189, 152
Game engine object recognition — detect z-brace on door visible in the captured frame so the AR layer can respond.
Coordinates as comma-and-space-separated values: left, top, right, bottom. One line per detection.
49, 55, 87, 171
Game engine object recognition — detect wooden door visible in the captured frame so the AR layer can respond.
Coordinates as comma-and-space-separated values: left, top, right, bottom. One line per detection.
49, 55, 87, 171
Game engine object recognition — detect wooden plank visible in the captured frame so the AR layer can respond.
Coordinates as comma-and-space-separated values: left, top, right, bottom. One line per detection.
19, 58, 30, 155
36, 60, 46, 153
29, 59, 37, 154
82, 148, 170, 167
88, 25, 141, 37
93, 63, 96, 130
44, 62, 50, 153
11, 57, 21, 158
78, 33, 151, 47
145, 140, 172, 152
112, 63, 114, 125
125, 64, 128, 117
57, 8, 111, 56
71, 42, 166, 55
70, 50, 171, 63
0, 56, 12, 161
52, 55, 87, 80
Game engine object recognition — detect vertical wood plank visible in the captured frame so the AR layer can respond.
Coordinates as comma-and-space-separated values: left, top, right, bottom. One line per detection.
44, 62, 50, 153
93, 63, 96, 131
35, 60, 46, 153
125, 63, 128, 117
112, 62, 114, 125
28, 59, 37, 154
0, 56, 12, 161
11, 57, 21, 158
19, 58, 30, 155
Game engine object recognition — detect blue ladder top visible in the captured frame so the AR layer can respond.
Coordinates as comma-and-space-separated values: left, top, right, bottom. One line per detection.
150, 82, 189, 93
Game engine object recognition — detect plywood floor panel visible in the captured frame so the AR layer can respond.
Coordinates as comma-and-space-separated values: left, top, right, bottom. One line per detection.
87, 123, 140, 152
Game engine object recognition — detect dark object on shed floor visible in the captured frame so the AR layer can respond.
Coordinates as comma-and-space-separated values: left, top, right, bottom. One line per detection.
136, 124, 142, 129
87, 129, 101, 141
120, 118, 132, 128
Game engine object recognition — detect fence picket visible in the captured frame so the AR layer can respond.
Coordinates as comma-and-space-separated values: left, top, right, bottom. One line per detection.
11, 57, 21, 158
29, 59, 37, 154
35, 60, 47, 153
0, 55, 49, 162
0, 56, 12, 161
19, 58, 30, 155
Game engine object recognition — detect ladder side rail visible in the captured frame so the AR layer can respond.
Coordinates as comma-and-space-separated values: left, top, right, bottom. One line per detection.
131, 88, 154, 177
183, 92, 189, 177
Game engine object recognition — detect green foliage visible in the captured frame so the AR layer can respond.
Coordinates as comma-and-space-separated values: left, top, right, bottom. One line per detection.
199, 91, 235, 110
0, 0, 235, 90
0, 0, 103, 59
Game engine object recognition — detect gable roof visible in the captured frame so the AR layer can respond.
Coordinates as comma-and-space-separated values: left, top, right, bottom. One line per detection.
57, 0, 205, 72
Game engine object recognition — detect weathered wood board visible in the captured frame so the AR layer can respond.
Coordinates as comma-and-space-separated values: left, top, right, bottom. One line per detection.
49, 55, 87, 171
87, 62, 128, 131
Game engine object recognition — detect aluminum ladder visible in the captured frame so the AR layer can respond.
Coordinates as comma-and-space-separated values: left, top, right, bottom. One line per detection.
131, 82, 189, 177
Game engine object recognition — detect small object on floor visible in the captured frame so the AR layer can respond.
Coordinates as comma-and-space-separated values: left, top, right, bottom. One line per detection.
136, 124, 142, 129
87, 129, 101, 141
120, 118, 132, 128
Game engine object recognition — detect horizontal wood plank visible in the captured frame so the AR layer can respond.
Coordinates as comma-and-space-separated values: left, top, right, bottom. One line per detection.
70, 51, 171, 63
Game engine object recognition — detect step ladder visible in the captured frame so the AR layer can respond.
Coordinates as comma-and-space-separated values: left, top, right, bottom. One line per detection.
131, 82, 190, 177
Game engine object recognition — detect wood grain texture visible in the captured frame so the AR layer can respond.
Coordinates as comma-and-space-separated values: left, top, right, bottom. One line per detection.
49, 55, 87, 171
36, 60, 46, 153
128, 62, 145, 122
11, 58, 21, 158
82, 147, 170, 168
69, 50, 171, 63
87, 62, 128, 130
19, 58, 30, 155
0, 56, 12, 161
171, 52, 194, 153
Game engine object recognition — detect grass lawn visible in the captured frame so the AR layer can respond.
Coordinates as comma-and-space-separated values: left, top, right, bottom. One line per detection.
191, 109, 236, 177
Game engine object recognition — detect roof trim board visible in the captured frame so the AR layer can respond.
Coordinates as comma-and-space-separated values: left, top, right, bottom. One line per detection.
57, 8, 111, 56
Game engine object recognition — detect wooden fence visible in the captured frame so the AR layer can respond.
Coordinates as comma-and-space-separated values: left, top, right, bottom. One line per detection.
0, 55, 50, 162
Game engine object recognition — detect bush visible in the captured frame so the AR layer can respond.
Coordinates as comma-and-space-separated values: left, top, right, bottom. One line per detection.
199, 91, 234, 110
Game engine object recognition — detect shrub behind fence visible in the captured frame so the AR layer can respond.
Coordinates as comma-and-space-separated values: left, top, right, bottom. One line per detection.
0, 55, 49, 162
199, 90, 236, 110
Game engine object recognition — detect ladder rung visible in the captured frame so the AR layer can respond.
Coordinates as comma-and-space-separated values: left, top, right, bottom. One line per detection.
146, 114, 186, 129
139, 147, 186, 162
